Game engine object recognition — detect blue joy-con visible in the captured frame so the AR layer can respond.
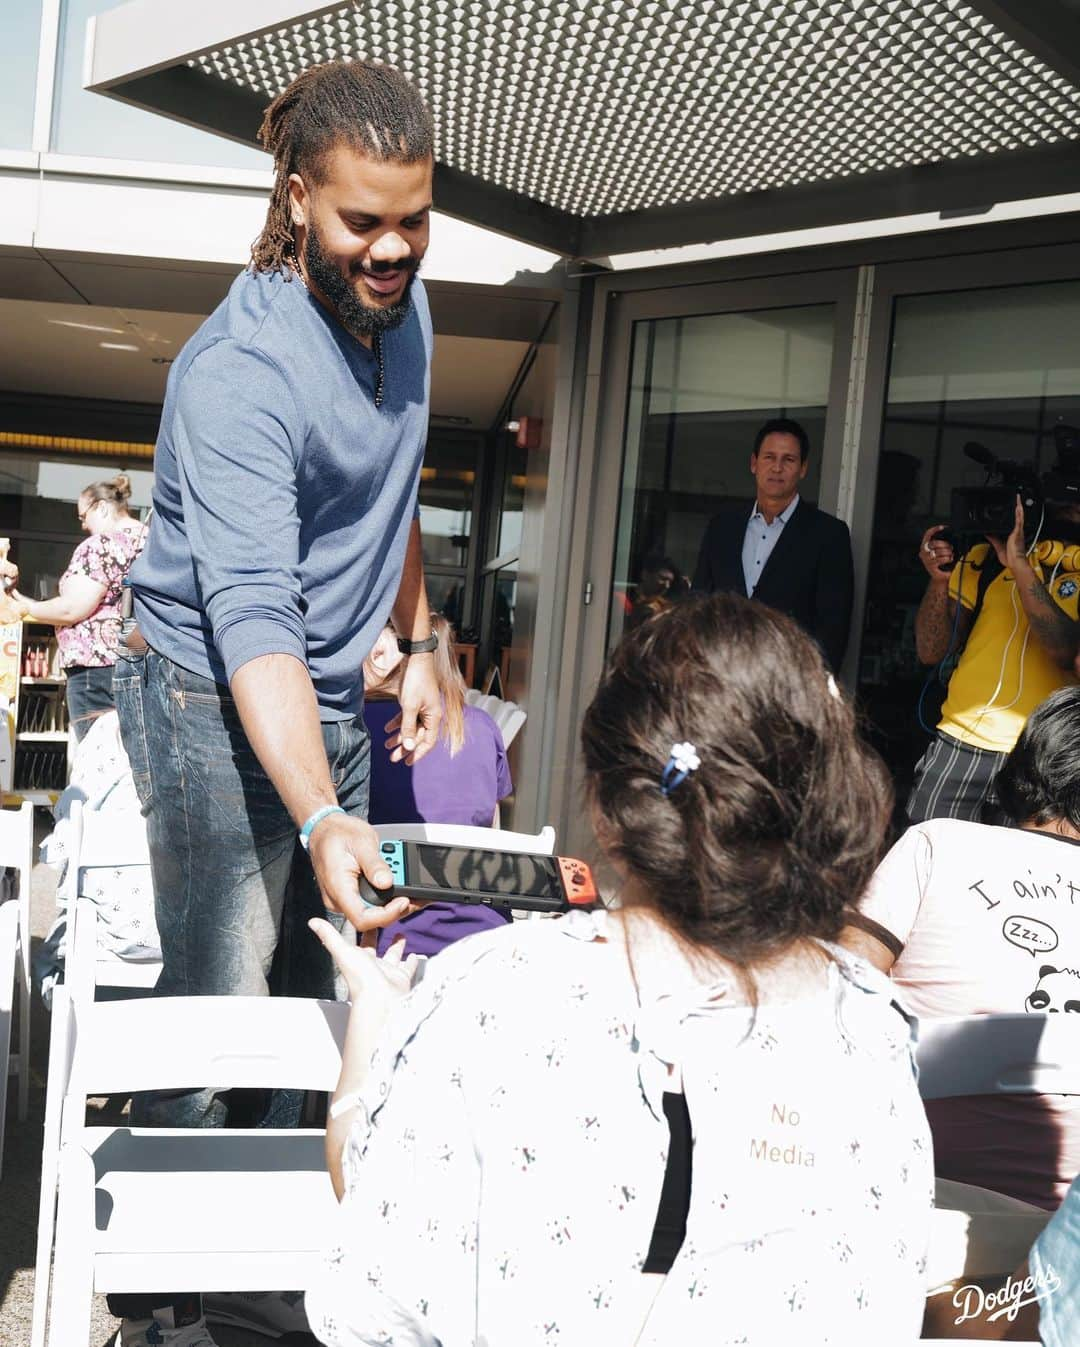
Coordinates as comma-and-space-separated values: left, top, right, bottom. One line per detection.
379, 839, 406, 883
359, 839, 406, 907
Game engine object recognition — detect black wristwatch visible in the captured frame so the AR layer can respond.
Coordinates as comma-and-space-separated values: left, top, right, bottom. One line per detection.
396, 629, 439, 655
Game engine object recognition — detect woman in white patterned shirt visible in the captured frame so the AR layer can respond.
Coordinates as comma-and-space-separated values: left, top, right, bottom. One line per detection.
307, 593, 934, 1346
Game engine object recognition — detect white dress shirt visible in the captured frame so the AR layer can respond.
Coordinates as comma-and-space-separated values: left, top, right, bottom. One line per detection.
742, 493, 800, 596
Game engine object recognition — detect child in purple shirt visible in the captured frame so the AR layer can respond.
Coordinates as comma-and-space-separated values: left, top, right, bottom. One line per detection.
363, 616, 514, 956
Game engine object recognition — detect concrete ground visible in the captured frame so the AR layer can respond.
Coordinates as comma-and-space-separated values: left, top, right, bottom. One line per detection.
0, 812, 318, 1347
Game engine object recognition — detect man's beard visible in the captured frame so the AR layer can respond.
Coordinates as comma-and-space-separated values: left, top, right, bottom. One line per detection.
302, 221, 419, 338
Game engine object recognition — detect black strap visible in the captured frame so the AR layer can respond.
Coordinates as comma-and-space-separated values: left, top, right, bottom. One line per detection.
844, 908, 904, 960
642, 1091, 692, 1274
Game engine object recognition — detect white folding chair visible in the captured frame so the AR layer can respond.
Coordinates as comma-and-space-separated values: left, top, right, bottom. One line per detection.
31, 804, 157, 1346
375, 821, 555, 854
915, 1013, 1080, 1100
463, 690, 528, 748
68, 798, 159, 993
0, 800, 36, 1175
915, 1012, 1075, 1344
37, 903, 348, 1347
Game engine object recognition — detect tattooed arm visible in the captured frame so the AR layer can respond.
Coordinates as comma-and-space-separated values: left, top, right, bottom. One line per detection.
914, 524, 972, 664
1012, 556, 1079, 668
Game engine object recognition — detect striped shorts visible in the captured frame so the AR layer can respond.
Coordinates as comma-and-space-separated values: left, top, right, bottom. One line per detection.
906, 731, 1009, 825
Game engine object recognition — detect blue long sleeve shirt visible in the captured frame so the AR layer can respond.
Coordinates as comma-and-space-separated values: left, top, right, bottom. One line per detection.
130, 266, 432, 720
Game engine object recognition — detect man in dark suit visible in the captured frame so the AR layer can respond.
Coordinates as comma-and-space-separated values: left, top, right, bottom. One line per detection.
693, 418, 854, 670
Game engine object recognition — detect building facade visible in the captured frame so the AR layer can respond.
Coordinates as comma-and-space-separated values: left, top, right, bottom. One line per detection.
4, 0, 1080, 852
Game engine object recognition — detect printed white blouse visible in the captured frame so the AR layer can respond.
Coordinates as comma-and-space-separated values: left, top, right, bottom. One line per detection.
306, 909, 933, 1346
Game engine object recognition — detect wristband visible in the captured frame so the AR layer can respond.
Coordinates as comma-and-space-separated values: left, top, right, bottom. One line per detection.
329, 1089, 364, 1120
396, 629, 438, 655
299, 804, 346, 851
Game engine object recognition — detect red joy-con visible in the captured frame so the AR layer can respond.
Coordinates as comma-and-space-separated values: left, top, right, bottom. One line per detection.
556, 855, 598, 906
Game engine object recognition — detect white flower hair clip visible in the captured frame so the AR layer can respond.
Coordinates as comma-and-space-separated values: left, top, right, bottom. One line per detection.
660, 741, 701, 797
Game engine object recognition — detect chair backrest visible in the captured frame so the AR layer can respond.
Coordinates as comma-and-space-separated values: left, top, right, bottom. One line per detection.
463, 691, 528, 747
66, 995, 349, 1100
916, 1013, 1080, 1100
72, 799, 151, 872
375, 822, 556, 855
63, 882, 348, 1099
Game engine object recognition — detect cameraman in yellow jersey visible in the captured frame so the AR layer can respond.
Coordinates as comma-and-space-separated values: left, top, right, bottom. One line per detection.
909, 494, 1080, 824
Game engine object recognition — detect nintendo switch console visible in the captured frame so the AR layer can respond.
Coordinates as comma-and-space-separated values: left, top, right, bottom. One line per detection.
359, 841, 599, 913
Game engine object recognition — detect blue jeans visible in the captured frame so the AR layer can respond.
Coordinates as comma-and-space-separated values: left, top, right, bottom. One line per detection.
113, 641, 369, 1129
1030, 1174, 1080, 1347
65, 663, 118, 741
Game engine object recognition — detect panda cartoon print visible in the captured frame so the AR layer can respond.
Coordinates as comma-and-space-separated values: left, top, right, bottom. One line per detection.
1026, 965, 1080, 1013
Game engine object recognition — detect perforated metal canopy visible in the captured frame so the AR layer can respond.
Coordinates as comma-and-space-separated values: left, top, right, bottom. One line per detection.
86, 0, 1080, 258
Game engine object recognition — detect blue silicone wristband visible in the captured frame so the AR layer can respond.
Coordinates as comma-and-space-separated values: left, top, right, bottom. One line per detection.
299, 804, 346, 851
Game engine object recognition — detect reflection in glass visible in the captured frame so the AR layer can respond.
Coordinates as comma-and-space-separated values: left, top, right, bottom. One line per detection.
0, 0, 42, 150
858, 280, 1080, 793
52, 0, 265, 167
427, 574, 467, 631
497, 434, 527, 558
608, 304, 834, 649
0, 454, 152, 598
418, 434, 477, 571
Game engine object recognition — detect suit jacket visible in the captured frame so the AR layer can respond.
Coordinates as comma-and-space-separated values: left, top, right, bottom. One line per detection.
692, 498, 854, 671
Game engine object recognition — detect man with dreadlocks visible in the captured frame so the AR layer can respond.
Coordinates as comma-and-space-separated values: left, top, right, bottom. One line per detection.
110, 60, 440, 1347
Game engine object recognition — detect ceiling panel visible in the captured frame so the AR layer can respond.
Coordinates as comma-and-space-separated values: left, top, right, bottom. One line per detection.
87, 0, 1080, 253
0, 296, 533, 429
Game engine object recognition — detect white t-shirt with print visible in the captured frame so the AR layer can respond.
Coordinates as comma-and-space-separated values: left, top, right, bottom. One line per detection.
861, 818, 1080, 1017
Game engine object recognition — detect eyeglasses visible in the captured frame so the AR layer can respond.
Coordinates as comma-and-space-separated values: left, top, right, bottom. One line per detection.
77, 503, 96, 524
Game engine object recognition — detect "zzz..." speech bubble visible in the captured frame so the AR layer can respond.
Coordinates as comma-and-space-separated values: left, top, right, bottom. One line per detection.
1002, 916, 1059, 959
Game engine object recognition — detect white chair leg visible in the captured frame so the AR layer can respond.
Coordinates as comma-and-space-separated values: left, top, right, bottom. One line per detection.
0, 1002, 10, 1182
17, 799, 32, 1122
47, 1142, 96, 1347
17, 951, 30, 1121
0, 898, 17, 1181
31, 987, 72, 1347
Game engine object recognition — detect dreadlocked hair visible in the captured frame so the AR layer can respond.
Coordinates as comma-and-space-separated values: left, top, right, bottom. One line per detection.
251, 59, 434, 275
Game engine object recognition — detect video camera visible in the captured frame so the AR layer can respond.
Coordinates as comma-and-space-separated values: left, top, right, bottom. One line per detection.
950, 425, 1080, 539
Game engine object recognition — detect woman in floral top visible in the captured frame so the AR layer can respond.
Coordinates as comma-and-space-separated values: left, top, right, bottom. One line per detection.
307, 595, 935, 1346
13, 473, 147, 740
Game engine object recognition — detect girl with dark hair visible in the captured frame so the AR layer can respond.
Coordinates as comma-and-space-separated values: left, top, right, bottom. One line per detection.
853, 684, 1080, 1210
308, 594, 932, 1346
12, 474, 146, 740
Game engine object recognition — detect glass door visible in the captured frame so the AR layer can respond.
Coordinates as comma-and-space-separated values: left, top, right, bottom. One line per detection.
555, 270, 859, 856
608, 303, 837, 649
858, 277, 1080, 796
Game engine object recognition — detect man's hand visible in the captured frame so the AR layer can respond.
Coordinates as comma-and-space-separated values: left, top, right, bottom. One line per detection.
919, 524, 955, 582
307, 811, 414, 931
987, 495, 1028, 574
384, 651, 442, 765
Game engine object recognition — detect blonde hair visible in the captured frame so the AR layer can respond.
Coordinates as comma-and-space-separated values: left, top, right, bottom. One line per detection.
431, 613, 467, 756
373, 613, 468, 755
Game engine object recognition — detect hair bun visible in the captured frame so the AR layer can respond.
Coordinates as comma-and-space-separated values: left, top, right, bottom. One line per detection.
111, 473, 132, 502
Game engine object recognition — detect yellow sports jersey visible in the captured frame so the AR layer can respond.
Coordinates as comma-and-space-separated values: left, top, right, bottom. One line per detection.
940, 541, 1080, 751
